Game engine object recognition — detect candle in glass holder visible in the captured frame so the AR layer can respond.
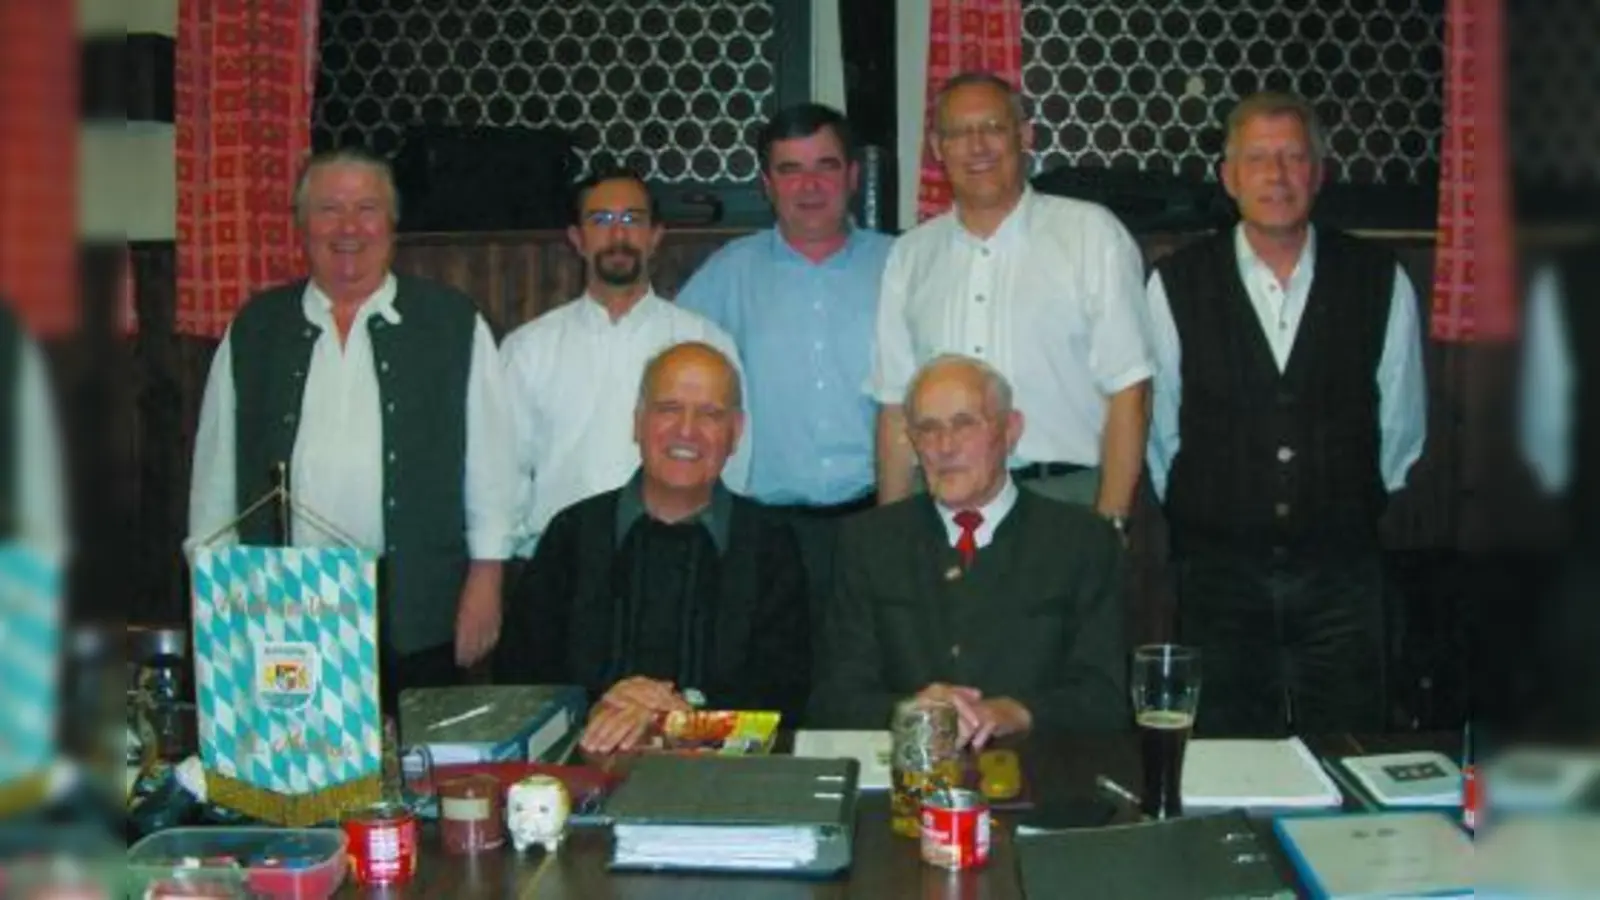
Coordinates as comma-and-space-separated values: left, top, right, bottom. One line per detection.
438, 774, 505, 854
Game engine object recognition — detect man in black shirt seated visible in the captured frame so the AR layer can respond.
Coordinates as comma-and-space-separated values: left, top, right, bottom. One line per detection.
494, 341, 809, 752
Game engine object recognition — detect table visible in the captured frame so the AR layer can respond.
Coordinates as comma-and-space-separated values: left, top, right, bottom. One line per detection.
340, 732, 1454, 899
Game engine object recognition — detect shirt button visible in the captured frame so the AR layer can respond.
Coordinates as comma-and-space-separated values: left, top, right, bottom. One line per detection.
814, 340, 824, 350
975, 294, 986, 303
1274, 502, 1291, 518
1277, 446, 1294, 463
822, 458, 833, 467
973, 345, 984, 355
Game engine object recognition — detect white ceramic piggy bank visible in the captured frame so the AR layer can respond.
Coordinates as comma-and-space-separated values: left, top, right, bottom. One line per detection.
506, 774, 571, 853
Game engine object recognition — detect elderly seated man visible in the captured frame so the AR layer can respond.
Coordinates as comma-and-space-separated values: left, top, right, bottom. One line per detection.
810, 354, 1128, 748
494, 341, 809, 752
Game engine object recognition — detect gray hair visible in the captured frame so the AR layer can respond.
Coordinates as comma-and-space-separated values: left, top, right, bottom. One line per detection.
292, 147, 401, 227
930, 71, 1028, 138
636, 341, 745, 412
1223, 91, 1328, 165
904, 353, 1014, 419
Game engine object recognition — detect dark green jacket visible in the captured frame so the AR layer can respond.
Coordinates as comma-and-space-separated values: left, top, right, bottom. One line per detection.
809, 490, 1129, 733
227, 275, 478, 654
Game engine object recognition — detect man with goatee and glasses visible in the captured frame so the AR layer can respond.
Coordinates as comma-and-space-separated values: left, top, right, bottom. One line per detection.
499, 168, 749, 558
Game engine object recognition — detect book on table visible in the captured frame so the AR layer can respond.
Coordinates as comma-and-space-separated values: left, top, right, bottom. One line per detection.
1272, 811, 1473, 899
604, 754, 859, 875
1333, 752, 1463, 808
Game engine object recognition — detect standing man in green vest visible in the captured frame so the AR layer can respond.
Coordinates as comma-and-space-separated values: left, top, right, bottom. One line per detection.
188, 148, 519, 714
1145, 92, 1427, 736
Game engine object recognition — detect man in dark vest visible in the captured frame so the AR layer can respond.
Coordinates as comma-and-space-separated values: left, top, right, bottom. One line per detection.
1519, 247, 1600, 734
188, 148, 519, 715
1145, 92, 1427, 736
811, 354, 1127, 748
494, 341, 809, 753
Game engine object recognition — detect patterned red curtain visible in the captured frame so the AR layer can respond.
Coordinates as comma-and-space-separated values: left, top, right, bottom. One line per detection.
916, 0, 1024, 223
0, 2, 78, 336
175, 0, 321, 339
1431, 0, 1514, 342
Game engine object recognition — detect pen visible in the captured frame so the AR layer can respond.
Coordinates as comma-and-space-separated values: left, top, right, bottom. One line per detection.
427, 703, 495, 730
1095, 774, 1145, 813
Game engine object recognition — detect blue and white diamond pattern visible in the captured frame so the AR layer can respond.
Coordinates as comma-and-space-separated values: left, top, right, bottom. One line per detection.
0, 544, 61, 785
192, 544, 380, 796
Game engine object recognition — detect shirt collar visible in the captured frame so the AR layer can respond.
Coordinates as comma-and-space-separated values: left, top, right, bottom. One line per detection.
301, 273, 401, 328
578, 289, 663, 328
614, 468, 732, 555
769, 224, 859, 267
1233, 222, 1317, 286
951, 186, 1034, 251
934, 474, 1020, 546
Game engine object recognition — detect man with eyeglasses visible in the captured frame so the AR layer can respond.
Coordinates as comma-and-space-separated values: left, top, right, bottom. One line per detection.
1144, 92, 1426, 736
499, 167, 749, 556
811, 354, 1127, 747
677, 103, 893, 641
871, 72, 1153, 545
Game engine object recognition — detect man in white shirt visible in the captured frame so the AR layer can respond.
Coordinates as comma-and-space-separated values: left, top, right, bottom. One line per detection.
1144, 92, 1427, 736
500, 168, 747, 556
872, 72, 1152, 541
189, 149, 518, 714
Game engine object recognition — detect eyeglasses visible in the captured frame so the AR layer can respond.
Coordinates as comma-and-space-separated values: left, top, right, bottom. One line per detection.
936, 119, 1014, 144
585, 209, 649, 228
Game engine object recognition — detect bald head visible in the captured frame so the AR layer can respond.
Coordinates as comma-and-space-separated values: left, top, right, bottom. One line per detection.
905, 354, 1013, 420
638, 341, 743, 412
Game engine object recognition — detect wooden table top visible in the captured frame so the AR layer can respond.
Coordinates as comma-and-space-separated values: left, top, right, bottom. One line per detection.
340, 731, 1452, 899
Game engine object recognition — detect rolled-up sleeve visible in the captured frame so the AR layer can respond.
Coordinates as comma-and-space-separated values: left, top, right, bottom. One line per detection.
188, 327, 239, 550
869, 244, 916, 405
463, 316, 518, 559
1144, 270, 1183, 501
1087, 212, 1154, 395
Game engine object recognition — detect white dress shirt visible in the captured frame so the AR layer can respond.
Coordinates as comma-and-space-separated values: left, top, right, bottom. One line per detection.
12, 335, 67, 555
1519, 264, 1572, 494
1145, 225, 1428, 499
871, 188, 1154, 467
188, 274, 519, 559
934, 476, 1020, 551
499, 291, 750, 556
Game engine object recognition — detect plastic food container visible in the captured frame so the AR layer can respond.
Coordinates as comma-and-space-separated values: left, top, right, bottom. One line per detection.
126, 828, 347, 899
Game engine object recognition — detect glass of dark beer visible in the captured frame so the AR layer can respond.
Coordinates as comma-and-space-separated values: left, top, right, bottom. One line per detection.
1131, 644, 1201, 820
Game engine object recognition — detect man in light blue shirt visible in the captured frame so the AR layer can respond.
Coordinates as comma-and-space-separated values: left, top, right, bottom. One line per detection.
677, 103, 893, 632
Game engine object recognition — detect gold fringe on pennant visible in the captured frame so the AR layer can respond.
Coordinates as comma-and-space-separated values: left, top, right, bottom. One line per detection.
206, 770, 381, 827
0, 772, 49, 818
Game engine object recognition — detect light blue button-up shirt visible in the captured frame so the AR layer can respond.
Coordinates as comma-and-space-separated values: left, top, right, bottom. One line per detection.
677, 227, 894, 505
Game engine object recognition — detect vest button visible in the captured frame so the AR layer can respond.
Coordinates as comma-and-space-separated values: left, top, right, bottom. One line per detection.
1277, 446, 1295, 463
950, 645, 960, 659
282, 413, 295, 425
1274, 502, 1291, 518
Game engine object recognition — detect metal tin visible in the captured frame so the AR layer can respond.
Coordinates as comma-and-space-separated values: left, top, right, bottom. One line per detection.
919, 788, 991, 870
342, 801, 418, 886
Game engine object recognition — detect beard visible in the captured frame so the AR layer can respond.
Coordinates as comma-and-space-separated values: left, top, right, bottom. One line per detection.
593, 245, 644, 287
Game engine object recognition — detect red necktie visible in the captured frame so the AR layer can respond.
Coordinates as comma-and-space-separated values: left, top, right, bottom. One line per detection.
953, 509, 984, 568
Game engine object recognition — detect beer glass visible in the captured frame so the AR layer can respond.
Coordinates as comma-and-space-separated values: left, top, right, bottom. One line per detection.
1130, 644, 1201, 819
890, 697, 961, 837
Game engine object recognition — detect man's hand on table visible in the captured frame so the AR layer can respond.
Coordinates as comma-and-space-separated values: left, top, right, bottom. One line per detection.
579, 677, 691, 754
916, 683, 1034, 751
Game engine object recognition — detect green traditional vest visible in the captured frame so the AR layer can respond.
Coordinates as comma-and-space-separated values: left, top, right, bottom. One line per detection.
0, 303, 19, 539
228, 275, 476, 654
